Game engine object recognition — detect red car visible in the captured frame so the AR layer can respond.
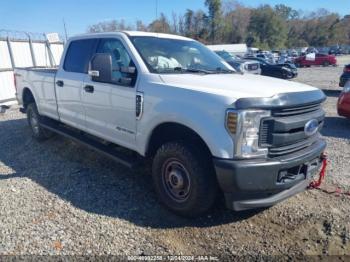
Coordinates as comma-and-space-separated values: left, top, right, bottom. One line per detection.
294, 53, 337, 67
338, 84, 350, 118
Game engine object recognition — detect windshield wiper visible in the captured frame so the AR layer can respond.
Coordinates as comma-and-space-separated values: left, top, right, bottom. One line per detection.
173, 67, 214, 74
214, 67, 236, 74
161, 67, 235, 75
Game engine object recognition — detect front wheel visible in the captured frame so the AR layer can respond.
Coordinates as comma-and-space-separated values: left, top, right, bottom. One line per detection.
26, 103, 53, 141
323, 61, 330, 67
285, 71, 295, 79
152, 142, 218, 217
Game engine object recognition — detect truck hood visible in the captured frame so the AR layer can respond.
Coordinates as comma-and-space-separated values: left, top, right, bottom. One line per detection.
159, 73, 316, 99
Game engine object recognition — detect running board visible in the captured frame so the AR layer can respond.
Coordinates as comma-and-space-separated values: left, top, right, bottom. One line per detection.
40, 118, 142, 169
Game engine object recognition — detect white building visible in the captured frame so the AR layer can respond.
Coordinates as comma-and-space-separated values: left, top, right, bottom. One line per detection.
207, 44, 248, 56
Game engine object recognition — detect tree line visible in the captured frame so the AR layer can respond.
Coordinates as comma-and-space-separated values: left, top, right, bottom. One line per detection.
87, 0, 350, 50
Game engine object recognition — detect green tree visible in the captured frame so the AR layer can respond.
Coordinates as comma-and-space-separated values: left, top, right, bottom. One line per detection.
248, 5, 288, 49
148, 13, 171, 33
275, 4, 299, 20
223, 1, 251, 44
205, 0, 222, 43
87, 19, 133, 33
184, 9, 195, 37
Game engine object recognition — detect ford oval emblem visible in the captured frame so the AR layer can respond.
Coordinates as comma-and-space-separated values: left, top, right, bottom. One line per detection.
304, 119, 319, 137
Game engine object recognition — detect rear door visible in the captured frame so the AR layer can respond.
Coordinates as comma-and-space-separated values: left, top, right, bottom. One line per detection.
81, 37, 138, 149
55, 39, 98, 129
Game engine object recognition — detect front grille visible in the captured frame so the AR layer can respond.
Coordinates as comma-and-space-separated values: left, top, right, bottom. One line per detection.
260, 101, 325, 158
268, 137, 318, 157
247, 63, 259, 71
272, 102, 321, 117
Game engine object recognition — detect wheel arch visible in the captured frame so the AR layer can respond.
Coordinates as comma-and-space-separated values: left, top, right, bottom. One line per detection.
22, 87, 36, 110
145, 122, 213, 159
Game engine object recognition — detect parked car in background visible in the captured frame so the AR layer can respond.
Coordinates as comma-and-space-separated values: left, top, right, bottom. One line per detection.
278, 53, 294, 64
245, 57, 298, 79
340, 64, 350, 87
291, 50, 299, 57
214, 50, 261, 74
294, 53, 337, 67
306, 47, 318, 54
317, 47, 330, 55
256, 53, 276, 64
338, 80, 350, 118
329, 45, 343, 55
341, 45, 350, 55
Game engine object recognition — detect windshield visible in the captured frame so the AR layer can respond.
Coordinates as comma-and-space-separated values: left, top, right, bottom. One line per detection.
253, 57, 271, 66
215, 51, 239, 62
130, 36, 233, 74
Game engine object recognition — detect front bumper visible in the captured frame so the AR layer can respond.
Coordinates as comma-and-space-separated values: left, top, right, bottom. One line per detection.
213, 139, 326, 211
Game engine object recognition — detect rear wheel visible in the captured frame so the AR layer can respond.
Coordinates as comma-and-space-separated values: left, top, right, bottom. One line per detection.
152, 142, 218, 217
27, 103, 53, 141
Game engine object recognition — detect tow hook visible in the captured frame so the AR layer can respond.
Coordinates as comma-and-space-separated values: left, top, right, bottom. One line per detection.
308, 153, 350, 197
308, 153, 327, 189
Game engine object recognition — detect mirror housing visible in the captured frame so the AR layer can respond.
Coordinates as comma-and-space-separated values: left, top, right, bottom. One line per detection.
89, 53, 112, 83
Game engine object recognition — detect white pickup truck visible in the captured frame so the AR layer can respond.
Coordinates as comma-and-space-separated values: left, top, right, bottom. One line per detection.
15, 32, 326, 217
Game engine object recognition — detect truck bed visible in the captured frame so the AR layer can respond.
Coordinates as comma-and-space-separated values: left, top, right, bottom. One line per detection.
16, 67, 58, 74
15, 67, 59, 120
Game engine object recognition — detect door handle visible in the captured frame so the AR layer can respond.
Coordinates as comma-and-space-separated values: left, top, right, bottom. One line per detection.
84, 85, 94, 93
56, 80, 64, 87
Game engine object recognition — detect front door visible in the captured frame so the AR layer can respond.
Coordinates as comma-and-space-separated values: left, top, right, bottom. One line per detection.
82, 38, 137, 150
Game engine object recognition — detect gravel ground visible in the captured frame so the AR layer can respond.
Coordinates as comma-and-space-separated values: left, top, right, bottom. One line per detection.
0, 56, 350, 260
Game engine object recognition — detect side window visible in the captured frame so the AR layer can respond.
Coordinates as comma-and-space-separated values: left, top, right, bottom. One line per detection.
96, 38, 134, 83
64, 39, 97, 73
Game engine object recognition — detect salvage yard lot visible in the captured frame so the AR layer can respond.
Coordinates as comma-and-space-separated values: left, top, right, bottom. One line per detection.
1, 57, 350, 258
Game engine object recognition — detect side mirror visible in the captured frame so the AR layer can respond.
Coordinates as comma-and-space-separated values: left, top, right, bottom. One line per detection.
89, 53, 112, 83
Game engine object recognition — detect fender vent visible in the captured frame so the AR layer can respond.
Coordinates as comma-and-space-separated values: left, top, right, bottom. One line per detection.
136, 92, 144, 119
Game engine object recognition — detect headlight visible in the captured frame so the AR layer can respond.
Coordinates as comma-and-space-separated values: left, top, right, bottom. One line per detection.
282, 66, 291, 71
226, 109, 271, 158
343, 85, 350, 93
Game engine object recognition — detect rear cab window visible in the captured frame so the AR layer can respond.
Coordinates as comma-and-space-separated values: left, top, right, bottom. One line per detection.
63, 39, 98, 73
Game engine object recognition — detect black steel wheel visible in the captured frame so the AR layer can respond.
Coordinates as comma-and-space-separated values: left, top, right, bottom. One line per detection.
152, 142, 218, 217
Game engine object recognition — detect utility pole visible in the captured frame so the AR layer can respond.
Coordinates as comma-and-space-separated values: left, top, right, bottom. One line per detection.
63, 19, 68, 42
155, 0, 158, 20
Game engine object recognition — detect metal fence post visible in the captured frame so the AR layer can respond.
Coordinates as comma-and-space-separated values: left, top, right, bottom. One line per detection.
28, 36, 37, 67
45, 40, 54, 67
6, 37, 15, 69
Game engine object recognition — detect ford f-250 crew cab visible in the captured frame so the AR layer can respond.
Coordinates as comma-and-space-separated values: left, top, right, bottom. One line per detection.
15, 32, 326, 217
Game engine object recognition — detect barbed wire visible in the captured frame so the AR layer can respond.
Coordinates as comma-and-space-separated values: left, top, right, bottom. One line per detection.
0, 29, 64, 42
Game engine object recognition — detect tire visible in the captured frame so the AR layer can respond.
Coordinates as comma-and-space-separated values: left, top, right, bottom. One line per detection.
152, 141, 218, 217
283, 71, 293, 79
323, 61, 330, 67
26, 103, 53, 141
